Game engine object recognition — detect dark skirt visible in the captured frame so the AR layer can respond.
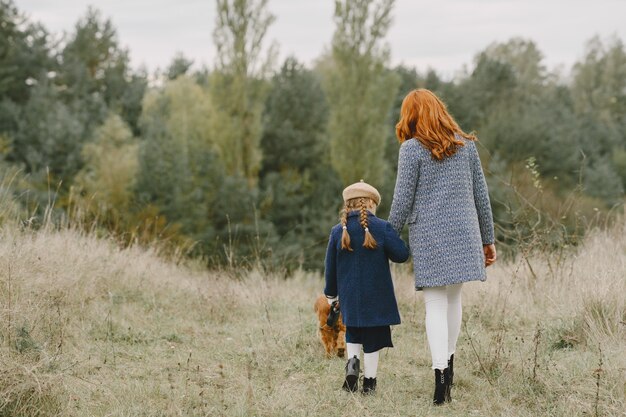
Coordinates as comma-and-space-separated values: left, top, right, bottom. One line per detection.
345, 326, 393, 353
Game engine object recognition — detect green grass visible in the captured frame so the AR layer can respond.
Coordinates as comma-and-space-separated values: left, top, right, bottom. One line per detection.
0, 223, 625, 416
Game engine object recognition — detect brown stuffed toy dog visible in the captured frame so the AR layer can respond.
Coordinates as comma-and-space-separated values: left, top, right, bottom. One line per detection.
314, 295, 346, 357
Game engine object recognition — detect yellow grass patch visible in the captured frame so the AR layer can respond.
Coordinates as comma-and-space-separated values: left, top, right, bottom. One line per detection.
0, 223, 624, 416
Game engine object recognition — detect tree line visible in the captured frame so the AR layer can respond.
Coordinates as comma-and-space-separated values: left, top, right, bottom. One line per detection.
0, 0, 624, 269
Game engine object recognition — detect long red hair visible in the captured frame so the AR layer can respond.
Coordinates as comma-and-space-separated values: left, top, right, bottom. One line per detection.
395, 89, 476, 160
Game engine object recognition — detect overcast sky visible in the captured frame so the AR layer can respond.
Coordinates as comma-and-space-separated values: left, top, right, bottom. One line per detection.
17, 0, 626, 78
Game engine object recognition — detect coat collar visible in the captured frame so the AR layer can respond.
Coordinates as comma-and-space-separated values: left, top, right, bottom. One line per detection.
347, 210, 374, 218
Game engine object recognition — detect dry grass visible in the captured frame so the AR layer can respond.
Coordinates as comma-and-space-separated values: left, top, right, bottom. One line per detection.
0, 221, 624, 416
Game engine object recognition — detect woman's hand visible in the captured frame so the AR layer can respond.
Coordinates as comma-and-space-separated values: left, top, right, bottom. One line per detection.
483, 244, 497, 267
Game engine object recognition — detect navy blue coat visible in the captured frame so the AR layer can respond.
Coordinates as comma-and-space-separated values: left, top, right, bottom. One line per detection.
324, 211, 410, 327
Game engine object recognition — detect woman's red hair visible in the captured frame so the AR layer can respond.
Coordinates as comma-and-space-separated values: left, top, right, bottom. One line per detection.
395, 89, 476, 160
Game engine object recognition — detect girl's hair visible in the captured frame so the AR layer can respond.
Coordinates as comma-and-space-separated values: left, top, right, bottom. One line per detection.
395, 88, 476, 160
340, 197, 377, 251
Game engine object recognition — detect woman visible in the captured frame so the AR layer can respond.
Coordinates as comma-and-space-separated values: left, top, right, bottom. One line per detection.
388, 89, 497, 405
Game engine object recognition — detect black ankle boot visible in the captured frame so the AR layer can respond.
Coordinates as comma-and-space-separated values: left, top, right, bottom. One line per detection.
342, 356, 360, 392
362, 377, 377, 394
448, 354, 454, 386
433, 368, 451, 405
446, 355, 454, 402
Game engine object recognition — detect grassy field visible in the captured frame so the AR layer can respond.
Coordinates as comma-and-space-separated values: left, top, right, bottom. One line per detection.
0, 222, 624, 417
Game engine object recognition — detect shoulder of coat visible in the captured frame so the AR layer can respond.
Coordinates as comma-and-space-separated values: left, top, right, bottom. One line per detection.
463, 138, 479, 155
378, 218, 395, 233
367, 215, 385, 228
400, 138, 421, 149
400, 138, 425, 157
456, 134, 476, 147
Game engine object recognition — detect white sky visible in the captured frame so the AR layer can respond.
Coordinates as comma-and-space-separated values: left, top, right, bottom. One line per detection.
16, 0, 626, 78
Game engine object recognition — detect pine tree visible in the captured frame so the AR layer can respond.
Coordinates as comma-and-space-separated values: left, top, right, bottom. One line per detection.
60, 7, 146, 133
0, 0, 56, 104
166, 53, 194, 80
259, 57, 342, 267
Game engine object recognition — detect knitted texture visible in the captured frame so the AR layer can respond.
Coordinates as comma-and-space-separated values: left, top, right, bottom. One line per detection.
324, 212, 409, 327
388, 136, 495, 289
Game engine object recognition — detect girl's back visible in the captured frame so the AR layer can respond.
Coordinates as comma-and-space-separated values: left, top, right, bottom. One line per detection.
325, 211, 408, 327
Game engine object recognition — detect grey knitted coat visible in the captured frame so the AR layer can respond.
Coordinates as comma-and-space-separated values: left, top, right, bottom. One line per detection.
388, 136, 495, 289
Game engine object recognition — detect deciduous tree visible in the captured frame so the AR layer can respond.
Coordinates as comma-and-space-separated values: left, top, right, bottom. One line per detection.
211, 0, 276, 187
323, 0, 399, 186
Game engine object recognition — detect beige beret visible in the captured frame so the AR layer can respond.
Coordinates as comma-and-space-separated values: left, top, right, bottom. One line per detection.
342, 180, 381, 205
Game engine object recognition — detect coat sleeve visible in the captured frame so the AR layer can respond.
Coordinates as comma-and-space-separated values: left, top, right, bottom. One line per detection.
384, 222, 410, 263
388, 140, 420, 234
469, 141, 495, 245
323, 230, 338, 297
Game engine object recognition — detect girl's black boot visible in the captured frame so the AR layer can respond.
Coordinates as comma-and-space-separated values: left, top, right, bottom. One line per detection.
433, 368, 451, 405
342, 356, 360, 392
362, 377, 377, 394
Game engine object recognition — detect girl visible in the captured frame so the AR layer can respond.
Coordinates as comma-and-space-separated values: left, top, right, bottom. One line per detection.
324, 180, 410, 394
388, 89, 497, 405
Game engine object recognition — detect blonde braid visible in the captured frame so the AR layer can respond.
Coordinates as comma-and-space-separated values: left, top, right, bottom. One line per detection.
359, 198, 377, 249
340, 205, 352, 251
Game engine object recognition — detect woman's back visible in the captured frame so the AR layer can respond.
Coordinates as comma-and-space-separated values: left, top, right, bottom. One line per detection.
388, 136, 494, 289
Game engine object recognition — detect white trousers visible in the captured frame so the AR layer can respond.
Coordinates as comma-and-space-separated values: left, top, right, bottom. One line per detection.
346, 343, 379, 378
422, 283, 463, 370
